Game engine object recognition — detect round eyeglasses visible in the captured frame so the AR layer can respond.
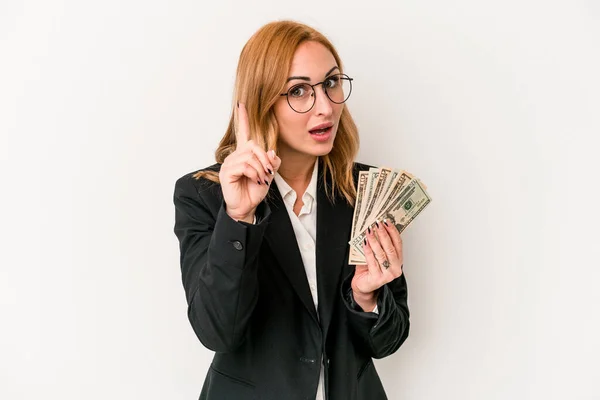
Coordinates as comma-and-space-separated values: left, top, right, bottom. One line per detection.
280, 73, 353, 114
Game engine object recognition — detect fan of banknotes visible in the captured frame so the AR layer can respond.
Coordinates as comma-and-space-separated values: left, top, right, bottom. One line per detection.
348, 168, 432, 265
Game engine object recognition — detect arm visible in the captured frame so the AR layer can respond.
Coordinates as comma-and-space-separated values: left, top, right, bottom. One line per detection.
173, 175, 270, 353
341, 267, 410, 359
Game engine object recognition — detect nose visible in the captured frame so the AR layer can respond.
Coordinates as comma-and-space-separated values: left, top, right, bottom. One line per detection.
313, 85, 333, 116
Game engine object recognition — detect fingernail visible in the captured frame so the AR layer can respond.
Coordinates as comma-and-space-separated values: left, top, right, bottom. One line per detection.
268, 168, 273, 175
367, 227, 371, 235
363, 238, 367, 245
375, 221, 380, 229
257, 180, 261, 185
264, 179, 269, 185
237, 101, 239, 108
383, 219, 389, 227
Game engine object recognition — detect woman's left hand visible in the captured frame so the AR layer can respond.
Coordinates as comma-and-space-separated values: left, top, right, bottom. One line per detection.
351, 218, 404, 310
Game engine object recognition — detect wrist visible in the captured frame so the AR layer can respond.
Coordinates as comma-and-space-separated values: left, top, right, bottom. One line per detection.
226, 208, 256, 224
352, 290, 377, 312
240, 215, 255, 224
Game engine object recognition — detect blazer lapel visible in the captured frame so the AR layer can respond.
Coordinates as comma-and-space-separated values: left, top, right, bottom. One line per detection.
263, 184, 319, 325
315, 172, 354, 340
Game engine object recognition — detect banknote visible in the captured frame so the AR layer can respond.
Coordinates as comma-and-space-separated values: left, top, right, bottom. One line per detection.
360, 167, 391, 233
348, 171, 369, 264
356, 169, 378, 232
349, 169, 413, 264
372, 169, 398, 215
349, 168, 431, 264
367, 170, 413, 230
351, 171, 369, 238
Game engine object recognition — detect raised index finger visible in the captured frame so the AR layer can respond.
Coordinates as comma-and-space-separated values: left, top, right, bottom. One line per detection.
235, 103, 250, 148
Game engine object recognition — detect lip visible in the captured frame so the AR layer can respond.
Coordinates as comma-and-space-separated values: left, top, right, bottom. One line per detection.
309, 126, 333, 143
309, 122, 334, 132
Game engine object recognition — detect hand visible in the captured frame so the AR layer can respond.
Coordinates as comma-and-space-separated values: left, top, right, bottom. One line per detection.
220, 103, 281, 222
351, 219, 404, 309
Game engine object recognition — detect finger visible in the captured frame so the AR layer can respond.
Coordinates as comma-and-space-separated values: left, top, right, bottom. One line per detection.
227, 146, 270, 183
268, 150, 282, 171
235, 103, 250, 147
374, 220, 399, 262
228, 156, 264, 186
247, 143, 275, 177
362, 236, 383, 279
238, 153, 271, 185
365, 224, 388, 274
383, 218, 403, 257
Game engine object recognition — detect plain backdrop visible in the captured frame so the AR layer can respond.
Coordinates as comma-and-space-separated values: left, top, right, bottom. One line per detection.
1, 1, 599, 399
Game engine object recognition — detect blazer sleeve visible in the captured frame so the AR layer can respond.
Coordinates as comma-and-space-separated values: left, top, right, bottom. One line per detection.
340, 267, 410, 359
173, 174, 271, 353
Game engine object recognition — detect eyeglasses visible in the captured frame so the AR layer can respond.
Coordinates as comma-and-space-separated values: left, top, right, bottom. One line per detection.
280, 73, 353, 113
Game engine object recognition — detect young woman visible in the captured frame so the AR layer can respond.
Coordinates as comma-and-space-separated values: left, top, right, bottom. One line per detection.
173, 20, 409, 400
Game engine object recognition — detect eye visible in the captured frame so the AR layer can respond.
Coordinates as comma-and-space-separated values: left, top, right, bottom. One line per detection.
289, 84, 308, 98
324, 75, 340, 89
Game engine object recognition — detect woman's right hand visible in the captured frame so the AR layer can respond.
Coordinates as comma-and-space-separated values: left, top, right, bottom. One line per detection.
219, 103, 281, 223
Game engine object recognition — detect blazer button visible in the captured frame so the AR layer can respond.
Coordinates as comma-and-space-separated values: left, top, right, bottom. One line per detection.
232, 241, 243, 251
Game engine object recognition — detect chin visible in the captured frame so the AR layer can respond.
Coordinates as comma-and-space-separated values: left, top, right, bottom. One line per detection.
309, 129, 337, 156
305, 139, 335, 157
313, 145, 334, 157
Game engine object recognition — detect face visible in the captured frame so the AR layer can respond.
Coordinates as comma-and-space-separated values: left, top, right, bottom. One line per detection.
274, 41, 345, 160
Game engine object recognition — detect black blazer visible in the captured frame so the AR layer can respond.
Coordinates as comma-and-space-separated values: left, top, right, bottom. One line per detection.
173, 161, 410, 400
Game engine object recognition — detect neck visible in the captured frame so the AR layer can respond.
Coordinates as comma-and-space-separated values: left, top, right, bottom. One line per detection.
277, 152, 317, 188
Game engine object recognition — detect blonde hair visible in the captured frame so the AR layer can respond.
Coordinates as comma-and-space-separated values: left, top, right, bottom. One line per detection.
194, 20, 359, 204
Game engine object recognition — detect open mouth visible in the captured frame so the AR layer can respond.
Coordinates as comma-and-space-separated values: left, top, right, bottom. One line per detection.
309, 126, 332, 135
308, 125, 333, 142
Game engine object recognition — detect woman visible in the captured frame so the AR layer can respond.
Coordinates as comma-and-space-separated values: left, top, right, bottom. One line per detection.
173, 20, 410, 400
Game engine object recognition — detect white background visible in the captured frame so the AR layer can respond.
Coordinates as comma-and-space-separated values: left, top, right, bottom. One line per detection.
1, 1, 599, 399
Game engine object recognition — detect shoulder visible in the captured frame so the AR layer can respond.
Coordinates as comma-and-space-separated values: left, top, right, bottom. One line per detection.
175, 163, 221, 185
352, 161, 374, 173
351, 161, 374, 183
174, 163, 223, 205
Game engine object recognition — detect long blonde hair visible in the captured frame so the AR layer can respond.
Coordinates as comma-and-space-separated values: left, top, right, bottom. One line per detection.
194, 20, 359, 204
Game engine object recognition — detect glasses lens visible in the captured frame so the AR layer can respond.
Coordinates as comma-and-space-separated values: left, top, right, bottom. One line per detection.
324, 74, 352, 104
287, 83, 314, 113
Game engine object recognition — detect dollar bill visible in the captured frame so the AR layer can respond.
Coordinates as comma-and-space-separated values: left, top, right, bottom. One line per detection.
347, 166, 431, 265
350, 168, 382, 265
356, 169, 378, 232
376, 179, 431, 234
363, 171, 413, 232
349, 178, 431, 256
360, 167, 391, 232
348, 171, 369, 264
351, 171, 369, 238
373, 169, 398, 213
348, 250, 367, 265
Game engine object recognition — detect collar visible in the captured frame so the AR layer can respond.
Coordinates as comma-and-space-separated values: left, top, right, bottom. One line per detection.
273, 158, 319, 216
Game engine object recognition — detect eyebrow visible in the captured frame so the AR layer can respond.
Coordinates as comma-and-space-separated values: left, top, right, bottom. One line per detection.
286, 66, 340, 83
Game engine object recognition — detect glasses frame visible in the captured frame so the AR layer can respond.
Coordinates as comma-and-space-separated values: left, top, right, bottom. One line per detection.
279, 73, 354, 114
